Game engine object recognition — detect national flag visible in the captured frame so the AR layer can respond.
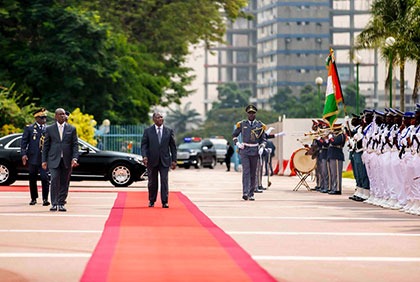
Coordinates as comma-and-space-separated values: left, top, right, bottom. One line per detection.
323, 49, 344, 127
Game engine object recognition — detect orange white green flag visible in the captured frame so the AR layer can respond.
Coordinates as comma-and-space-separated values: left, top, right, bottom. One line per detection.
323, 49, 344, 127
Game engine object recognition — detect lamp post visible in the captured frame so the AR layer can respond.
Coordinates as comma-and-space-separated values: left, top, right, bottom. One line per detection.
353, 54, 362, 114
385, 36, 395, 108
315, 77, 323, 117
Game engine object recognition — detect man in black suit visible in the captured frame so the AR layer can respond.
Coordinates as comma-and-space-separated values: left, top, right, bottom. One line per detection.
141, 112, 177, 208
42, 108, 79, 212
21, 108, 50, 206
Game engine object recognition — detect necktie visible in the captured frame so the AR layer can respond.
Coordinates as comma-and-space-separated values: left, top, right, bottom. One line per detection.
59, 124, 63, 140
157, 127, 162, 143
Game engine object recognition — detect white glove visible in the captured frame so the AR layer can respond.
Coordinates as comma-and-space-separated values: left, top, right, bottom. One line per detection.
258, 147, 264, 155
267, 148, 272, 154
237, 142, 244, 149
274, 132, 286, 137
344, 115, 350, 123
265, 127, 275, 135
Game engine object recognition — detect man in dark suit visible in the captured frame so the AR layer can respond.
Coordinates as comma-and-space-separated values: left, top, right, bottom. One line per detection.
42, 108, 79, 212
141, 112, 177, 208
21, 108, 50, 206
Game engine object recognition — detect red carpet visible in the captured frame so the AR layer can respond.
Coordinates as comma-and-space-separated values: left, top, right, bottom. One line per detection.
81, 192, 276, 282
0, 186, 29, 192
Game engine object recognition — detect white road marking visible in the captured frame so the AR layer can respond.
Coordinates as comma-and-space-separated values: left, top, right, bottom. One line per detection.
0, 229, 101, 233
211, 216, 414, 221
0, 213, 107, 218
0, 253, 91, 258
253, 256, 420, 262
228, 231, 420, 237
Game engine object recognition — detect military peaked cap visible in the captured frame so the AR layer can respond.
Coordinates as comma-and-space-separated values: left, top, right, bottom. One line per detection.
245, 104, 257, 113
33, 108, 47, 118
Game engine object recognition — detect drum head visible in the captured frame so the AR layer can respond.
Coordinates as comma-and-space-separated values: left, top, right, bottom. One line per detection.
292, 148, 316, 173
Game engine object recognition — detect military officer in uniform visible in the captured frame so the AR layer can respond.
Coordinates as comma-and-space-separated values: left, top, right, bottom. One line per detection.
21, 108, 50, 206
232, 104, 267, 201
326, 123, 346, 195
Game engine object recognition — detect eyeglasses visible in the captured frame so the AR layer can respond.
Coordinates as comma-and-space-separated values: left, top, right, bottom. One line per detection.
37, 116, 47, 119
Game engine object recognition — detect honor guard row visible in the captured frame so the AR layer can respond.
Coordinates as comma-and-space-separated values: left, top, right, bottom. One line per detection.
347, 104, 420, 215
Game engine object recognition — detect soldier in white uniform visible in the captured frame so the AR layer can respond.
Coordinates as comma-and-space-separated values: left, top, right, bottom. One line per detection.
232, 104, 267, 201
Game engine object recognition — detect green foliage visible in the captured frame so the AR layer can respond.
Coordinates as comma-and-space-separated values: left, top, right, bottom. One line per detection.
0, 85, 37, 136
165, 102, 202, 135
179, 83, 278, 143
0, 0, 250, 124
213, 82, 252, 110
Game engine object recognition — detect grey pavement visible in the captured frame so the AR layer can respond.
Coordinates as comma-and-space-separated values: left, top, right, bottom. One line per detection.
1, 165, 420, 281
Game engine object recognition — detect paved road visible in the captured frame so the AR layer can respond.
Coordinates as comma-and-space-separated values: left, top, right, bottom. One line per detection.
1, 165, 419, 281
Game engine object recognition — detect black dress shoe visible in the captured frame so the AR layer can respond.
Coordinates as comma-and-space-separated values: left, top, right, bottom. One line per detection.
148, 202, 154, 207
162, 203, 169, 208
58, 205, 67, 212
242, 195, 248, 201
29, 200, 37, 205
42, 200, 50, 206
50, 205, 58, 211
328, 191, 342, 195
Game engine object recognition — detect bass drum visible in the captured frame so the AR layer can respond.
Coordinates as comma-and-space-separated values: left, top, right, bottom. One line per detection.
290, 148, 317, 173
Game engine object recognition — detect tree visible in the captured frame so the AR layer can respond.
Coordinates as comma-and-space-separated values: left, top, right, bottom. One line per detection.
357, 0, 418, 110
165, 102, 202, 135
0, 85, 36, 135
213, 82, 252, 110
0, 0, 251, 124
0, 1, 167, 124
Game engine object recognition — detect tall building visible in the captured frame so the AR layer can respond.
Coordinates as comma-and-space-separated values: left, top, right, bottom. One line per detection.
204, 0, 379, 112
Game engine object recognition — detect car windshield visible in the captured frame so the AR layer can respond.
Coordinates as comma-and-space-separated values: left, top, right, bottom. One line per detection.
178, 142, 202, 150
213, 143, 227, 149
78, 138, 100, 152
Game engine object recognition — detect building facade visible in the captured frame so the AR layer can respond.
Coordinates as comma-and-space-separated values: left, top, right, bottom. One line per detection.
204, 0, 382, 112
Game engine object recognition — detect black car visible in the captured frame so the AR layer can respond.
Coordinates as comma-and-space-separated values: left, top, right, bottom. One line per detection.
0, 133, 147, 187
176, 138, 217, 169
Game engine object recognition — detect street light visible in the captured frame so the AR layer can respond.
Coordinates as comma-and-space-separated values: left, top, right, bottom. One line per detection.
315, 77, 323, 117
385, 36, 396, 108
353, 54, 362, 114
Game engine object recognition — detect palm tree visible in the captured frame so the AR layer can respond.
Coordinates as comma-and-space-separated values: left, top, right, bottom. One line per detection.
356, 0, 418, 110
165, 102, 202, 134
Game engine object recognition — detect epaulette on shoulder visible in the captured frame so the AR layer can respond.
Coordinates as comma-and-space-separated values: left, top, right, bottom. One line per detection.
262, 124, 267, 131
254, 120, 267, 130
236, 120, 246, 128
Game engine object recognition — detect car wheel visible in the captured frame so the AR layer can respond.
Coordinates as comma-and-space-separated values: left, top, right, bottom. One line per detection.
209, 157, 217, 169
194, 158, 202, 169
0, 162, 16, 186
109, 163, 134, 187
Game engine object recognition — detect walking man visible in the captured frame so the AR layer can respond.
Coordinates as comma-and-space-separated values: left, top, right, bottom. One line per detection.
21, 108, 50, 206
232, 104, 267, 201
42, 108, 79, 212
141, 112, 177, 208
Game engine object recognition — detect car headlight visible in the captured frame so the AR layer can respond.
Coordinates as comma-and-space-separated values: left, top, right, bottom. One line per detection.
133, 157, 143, 165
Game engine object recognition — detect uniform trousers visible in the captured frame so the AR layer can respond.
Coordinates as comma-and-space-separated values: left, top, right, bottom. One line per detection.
388, 150, 403, 201
240, 152, 258, 197
320, 158, 329, 190
379, 151, 391, 199
28, 163, 49, 201
353, 152, 369, 189
328, 159, 343, 192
